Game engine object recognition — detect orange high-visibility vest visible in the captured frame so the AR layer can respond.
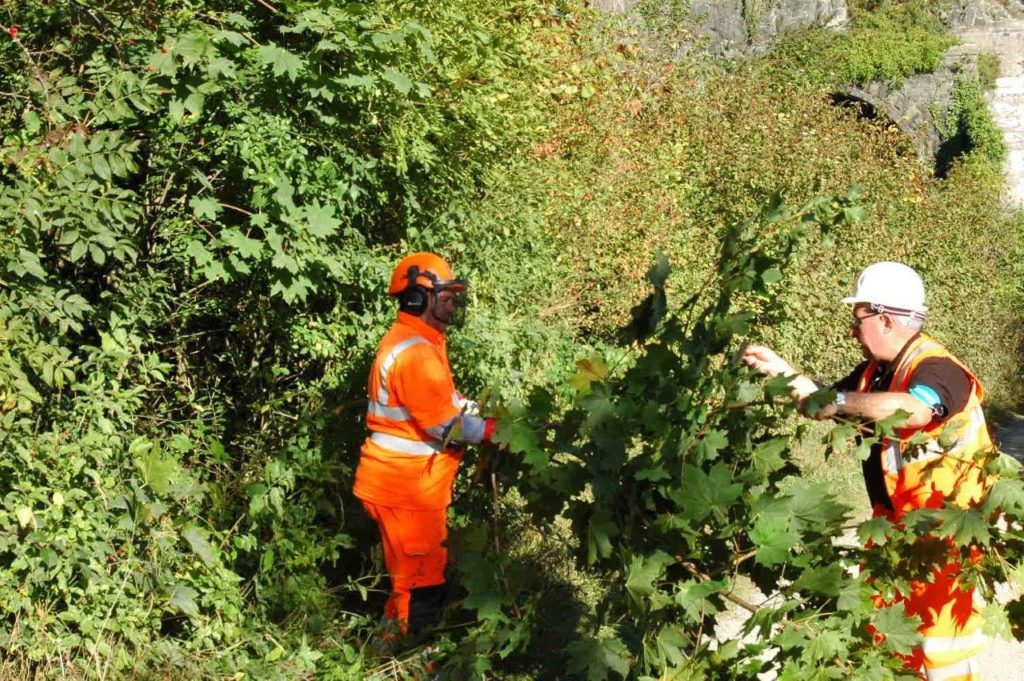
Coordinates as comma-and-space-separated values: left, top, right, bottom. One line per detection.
353, 312, 464, 510
856, 334, 993, 516
857, 333, 993, 680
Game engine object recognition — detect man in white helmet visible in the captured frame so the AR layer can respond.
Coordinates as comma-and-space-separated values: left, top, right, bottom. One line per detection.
743, 261, 993, 681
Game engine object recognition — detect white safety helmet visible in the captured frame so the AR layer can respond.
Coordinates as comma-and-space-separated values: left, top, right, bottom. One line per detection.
841, 261, 927, 317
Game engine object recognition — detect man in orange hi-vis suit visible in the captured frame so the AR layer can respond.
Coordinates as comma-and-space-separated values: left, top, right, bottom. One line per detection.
354, 252, 497, 636
743, 262, 994, 681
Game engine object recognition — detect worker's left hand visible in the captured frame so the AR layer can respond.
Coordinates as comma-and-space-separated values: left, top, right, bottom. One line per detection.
742, 344, 796, 378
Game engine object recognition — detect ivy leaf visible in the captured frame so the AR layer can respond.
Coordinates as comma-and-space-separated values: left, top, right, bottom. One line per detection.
872, 606, 922, 655
566, 635, 630, 681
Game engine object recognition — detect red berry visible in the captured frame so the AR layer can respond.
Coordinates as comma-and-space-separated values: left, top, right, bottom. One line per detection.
8, 25, 18, 39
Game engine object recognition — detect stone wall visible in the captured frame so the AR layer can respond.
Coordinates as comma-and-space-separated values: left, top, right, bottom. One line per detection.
589, 0, 848, 53
942, 0, 1024, 28
842, 48, 979, 165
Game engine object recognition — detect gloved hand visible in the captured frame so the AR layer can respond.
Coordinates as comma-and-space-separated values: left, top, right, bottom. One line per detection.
483, 417, 497, 444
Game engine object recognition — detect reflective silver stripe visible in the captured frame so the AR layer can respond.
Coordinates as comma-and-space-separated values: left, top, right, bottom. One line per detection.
925, 655, 980, 681
922, 630, 987, 654
376, 336, 429, 405
941, 404, 987, 455
883, 440, 902, 473
893, 340, 941, 389
370, 432, 443, 456
367, 402, 412, 420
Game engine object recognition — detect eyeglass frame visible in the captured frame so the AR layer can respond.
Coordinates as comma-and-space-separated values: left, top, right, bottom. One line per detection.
850, 311, 883, 330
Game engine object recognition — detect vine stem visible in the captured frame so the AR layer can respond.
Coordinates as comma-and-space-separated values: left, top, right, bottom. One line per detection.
675, 556, 759, 613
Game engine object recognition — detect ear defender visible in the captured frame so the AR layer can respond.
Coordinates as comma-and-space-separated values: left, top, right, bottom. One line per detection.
399, 265, 431, 314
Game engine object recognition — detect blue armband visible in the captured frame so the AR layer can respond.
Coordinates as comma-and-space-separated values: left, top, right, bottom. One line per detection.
909, 384, 943, 413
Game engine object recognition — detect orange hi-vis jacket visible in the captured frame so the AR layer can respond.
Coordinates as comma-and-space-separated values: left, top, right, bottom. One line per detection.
353, 312, 465, 511
856, 333, 993, 681
856, 333, 993, 517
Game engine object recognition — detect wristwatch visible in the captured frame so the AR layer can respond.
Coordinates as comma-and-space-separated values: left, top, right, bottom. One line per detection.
834, 391, 847, 413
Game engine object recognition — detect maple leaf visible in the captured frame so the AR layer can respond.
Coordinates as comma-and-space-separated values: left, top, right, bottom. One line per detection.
872, 606, 923, 655
569, 355, 608, 394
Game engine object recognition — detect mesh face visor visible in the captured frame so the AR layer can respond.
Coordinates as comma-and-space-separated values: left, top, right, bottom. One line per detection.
445, 286, 469, 328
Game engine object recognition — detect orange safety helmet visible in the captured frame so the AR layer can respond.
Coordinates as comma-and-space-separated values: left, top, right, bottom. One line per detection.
388, 252, 467, 296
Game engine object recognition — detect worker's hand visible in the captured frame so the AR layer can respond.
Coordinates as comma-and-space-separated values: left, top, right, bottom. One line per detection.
798, 393, 839, 421
482, 418, 497, 445
742, 344, 796, 378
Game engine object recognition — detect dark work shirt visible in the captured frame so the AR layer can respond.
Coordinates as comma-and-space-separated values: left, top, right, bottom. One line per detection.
833, 335, 972, 513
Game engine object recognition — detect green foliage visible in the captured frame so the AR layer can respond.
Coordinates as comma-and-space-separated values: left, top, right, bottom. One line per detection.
938, 76, 1008, 168
2, 0, 1022, 677
0, 0, 558, 675
977, 52, 1001, 92
769, 1, 955, 86
439, 195, 1024, 679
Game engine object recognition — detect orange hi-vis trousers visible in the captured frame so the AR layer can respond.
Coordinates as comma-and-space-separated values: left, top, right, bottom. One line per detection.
894, 561, 986, 681
362, 500, 448, 628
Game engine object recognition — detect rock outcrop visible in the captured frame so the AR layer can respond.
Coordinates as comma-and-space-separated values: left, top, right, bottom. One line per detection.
589, 0, 848, 53
943, 0, 1024, 28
